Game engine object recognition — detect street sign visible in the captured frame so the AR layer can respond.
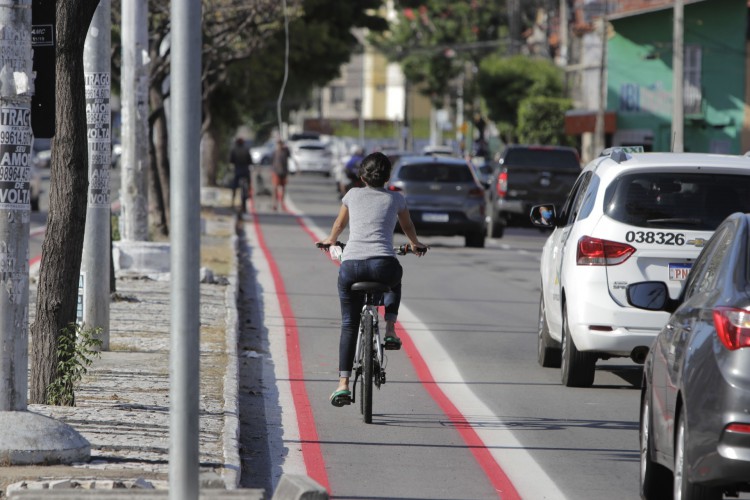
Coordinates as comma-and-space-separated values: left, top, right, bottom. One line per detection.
32, 0, 56, 138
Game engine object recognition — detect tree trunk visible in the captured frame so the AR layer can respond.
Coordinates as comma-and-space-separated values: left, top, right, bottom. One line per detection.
149, 83, 169, 236
201, 106, 219, 187
29, 0, 99, 404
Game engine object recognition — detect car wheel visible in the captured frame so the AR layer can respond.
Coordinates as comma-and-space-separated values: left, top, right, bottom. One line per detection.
561, 303, 596, 387
486, 211, 504, 239
640, 390, 672, 499
465, 230, 485, 248
674, 408, 722, 500
537, 291, 561, 368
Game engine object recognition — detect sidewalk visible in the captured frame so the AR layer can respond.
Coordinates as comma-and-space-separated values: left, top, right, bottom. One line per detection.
0, 188, 247, 498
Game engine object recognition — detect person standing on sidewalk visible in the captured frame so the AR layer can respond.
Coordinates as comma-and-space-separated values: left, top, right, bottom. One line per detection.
229, 137, 253, 213
271, 139, 292, 211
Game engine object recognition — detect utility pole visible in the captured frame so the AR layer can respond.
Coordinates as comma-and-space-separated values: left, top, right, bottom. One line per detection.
0, 0, 34, 417
358, 48, 365, 147
82, 0, 111, 349
558, 0, 569, 67
0, 0, 89, 465
671, 0, 684, 152
120, 0, 148, 241
456, 71, 465, 155
169, 0, 201, 497
508, 0, 520, 55
593, 15, 608, 158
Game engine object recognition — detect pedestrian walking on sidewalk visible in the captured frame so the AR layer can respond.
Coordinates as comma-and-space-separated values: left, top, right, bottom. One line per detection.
271, 139, 292, 211
230, 137, 253, 213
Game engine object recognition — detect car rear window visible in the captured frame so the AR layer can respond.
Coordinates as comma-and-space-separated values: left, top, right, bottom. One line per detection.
397, 163, 475, 183
503, 148, 580, 169
603, 172, 750, 230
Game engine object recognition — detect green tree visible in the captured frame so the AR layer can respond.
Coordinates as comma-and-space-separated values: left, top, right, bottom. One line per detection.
478, 54, 563, 142
517, 96, 575, 146
373, 1, 504, 107
213, 0, 389, 168
110, 0, 386, 234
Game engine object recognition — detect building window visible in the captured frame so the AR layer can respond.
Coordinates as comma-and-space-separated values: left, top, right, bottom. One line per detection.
684, 45, 702, 115
330, 86, 345, 104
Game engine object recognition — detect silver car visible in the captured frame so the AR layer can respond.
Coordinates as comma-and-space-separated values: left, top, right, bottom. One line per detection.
628, 213, 750, 499
387, 155, 486, 248
290, 139, 333, 176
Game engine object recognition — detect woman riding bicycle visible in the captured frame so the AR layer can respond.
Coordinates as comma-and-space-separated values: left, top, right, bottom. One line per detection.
316, 151, 427, 407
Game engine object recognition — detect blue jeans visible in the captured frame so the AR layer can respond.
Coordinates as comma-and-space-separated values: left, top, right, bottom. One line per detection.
337, 257, 403, 377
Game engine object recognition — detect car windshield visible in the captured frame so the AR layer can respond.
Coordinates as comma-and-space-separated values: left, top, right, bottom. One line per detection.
504, 148, 580, 169
603, 172, 750, 230
398, 163, 475, 183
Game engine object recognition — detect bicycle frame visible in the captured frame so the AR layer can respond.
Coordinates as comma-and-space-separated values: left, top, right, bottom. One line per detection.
351, 292, 386, 423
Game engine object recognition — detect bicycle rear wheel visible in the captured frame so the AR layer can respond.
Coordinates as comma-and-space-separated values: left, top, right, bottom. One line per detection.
361, 311, 374, 423
240, 177, 249, 213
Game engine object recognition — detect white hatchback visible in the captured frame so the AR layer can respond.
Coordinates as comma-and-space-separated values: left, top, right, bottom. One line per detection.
289, 139, 333, 176
531, 148, 750, 387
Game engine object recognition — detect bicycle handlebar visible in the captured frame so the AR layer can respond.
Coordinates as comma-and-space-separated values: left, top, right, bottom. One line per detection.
315, 241, 427, 256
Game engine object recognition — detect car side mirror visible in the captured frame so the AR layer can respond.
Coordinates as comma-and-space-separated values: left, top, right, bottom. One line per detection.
530, 204, 556, 228
626, 281, 678, 313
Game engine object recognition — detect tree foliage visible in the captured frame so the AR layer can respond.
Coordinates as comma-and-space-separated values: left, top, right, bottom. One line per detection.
477, 54, 564, 140
517, 96, 575, 146
372, 0, 505, 107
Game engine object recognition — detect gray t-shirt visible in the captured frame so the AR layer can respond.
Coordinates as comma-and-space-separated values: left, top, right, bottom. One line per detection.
342, 187, 407, 261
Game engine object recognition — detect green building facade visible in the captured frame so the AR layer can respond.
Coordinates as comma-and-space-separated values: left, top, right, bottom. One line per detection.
608, 0, 748, 153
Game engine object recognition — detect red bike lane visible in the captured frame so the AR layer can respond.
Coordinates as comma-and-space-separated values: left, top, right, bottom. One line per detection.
246, 198, 520, 500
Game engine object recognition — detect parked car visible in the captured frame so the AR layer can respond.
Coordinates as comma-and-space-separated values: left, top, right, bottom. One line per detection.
387, 155, 486, 248
487, 144, 580, 238
250, 139, 275, 166
530, 147, 750, 387
421, 144, 455, 157
289, 139, 333, 176
627, 212, 750, 500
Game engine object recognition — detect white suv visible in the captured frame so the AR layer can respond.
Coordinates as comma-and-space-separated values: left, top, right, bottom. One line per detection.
531, 148, 750, 387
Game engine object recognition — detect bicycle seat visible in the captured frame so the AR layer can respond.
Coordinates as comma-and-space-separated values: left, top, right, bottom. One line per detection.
351, 282, 391, 293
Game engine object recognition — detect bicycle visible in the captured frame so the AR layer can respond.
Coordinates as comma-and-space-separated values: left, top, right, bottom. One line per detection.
317, 241, 425, 423
238, 175, 250, 214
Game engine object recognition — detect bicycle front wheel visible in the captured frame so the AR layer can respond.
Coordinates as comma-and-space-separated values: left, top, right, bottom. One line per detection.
361, 310, 374, 424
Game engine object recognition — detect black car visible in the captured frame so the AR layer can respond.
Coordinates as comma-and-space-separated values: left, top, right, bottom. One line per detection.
628, 213, 750, 500
387, 155, 486, 248
486, 144, 580, 238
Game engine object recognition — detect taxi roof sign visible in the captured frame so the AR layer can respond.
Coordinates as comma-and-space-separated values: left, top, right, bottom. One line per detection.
600, 146, 645, 163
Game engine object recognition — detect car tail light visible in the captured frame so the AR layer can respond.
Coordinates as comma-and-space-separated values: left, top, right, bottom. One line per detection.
387, 185, 402, 192
725, 423, 750, 433
712, 307, 750, 350
496, 171, 508, 198
468, 187, 484, 198
576, 236, 636, 266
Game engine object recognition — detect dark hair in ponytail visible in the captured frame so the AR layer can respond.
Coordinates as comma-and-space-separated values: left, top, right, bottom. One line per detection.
358, 152, 391, 187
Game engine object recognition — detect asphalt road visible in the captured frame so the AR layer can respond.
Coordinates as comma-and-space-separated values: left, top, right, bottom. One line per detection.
241, 172, 645, 500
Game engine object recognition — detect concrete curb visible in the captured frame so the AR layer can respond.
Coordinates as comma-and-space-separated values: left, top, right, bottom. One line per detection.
270, 475, 328, 500
221, 233, 241, 489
